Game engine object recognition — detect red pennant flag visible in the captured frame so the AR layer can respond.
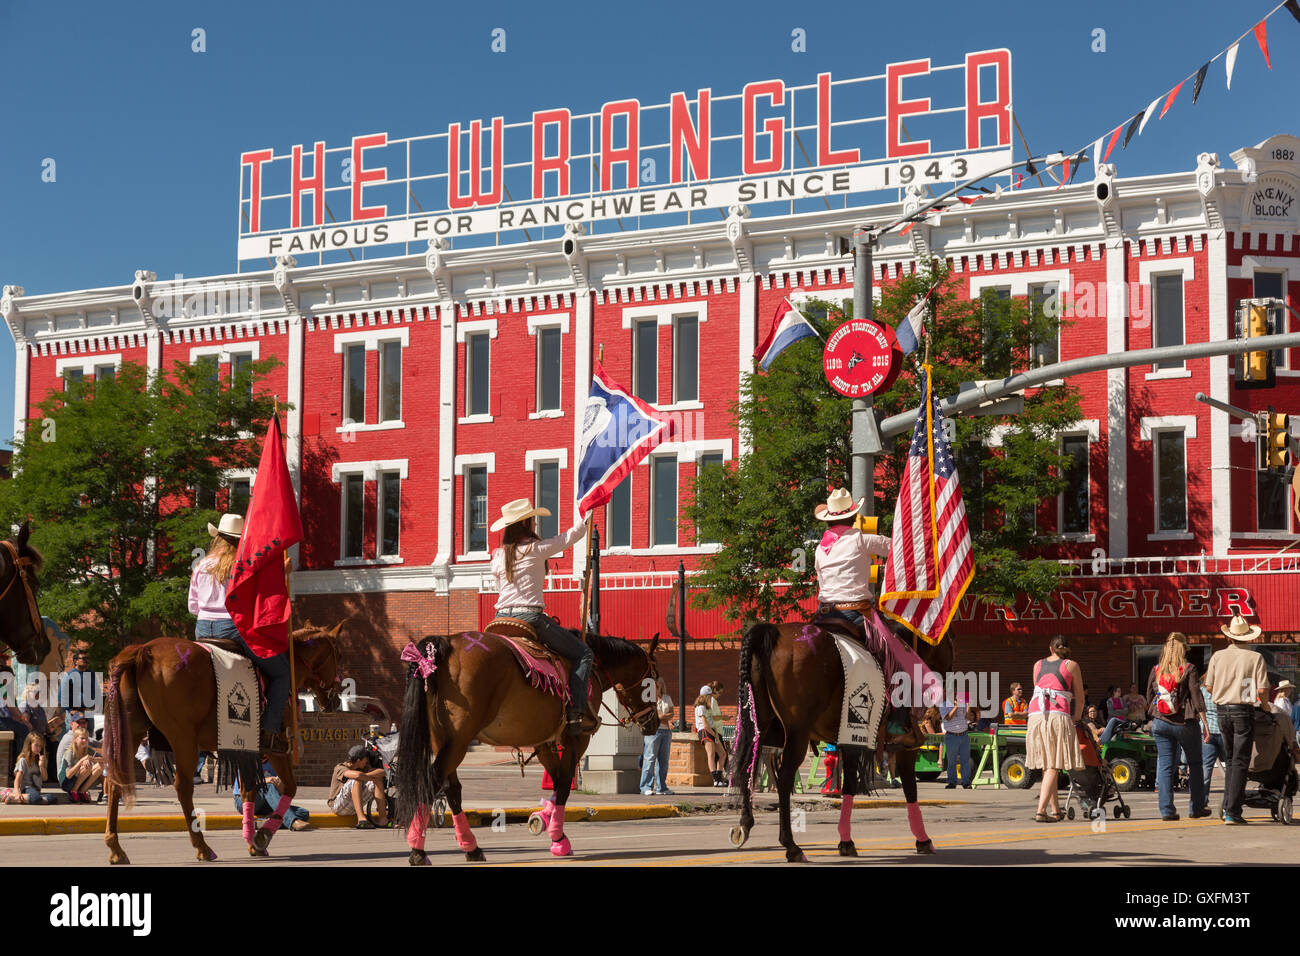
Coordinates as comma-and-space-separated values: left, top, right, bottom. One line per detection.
1102, 125, 1123, 164
1159, 81, 1185, 118
957, 195, 980, 205
900, 221, 915, 235
225, 415, 304, 657
1014, 173, 1023, 189
1255, 20, 1271, 69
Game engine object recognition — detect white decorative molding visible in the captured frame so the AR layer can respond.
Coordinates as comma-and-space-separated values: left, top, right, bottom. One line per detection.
454, 318, 499, 342
332, 327, 409, 352
1139, 415, 1198, 441
453, 452, 496, 473
190, 341, 260, 363
54, 354, 123, 378
525, 312, 570, 334
1137, 257, 1195, 284
330, 458, 410, 482
620, 300, 708, 328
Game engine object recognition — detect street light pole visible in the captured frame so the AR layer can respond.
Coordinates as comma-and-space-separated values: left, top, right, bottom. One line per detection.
851, 232, 880, 516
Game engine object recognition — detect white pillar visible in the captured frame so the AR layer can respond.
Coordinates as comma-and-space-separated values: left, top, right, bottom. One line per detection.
1105, 237, 1129, 558
737, 274, 756, 457
1207, 228, 1231, 555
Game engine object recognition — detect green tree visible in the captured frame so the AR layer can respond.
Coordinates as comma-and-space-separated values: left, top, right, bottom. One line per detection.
0, 358, 281, 661
685, 258, 1083, 627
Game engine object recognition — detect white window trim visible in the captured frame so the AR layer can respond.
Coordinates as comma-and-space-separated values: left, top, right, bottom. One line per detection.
672, 313, 701, 406
603, 471, 634, 552
1145, 424, 1190, 536
56, 354, 123, 379
649, 453, 679, 548
338, 421, 406, 434
222, 468, 256, 490
332, 327, 410, 352
1243, 263, 1291, 373
461, 325, 495, 422
530, 316, 567, 416
968, 270, 1072, 300
330, 459, 410, 482
638, 439, 733, 464
1057, 429, 1093, 538
1144, 368, 1193, 381
190, 342, 261, 363
376, 467, 403, 560
1142, 261, 1192, 371
1138, 257, 1195, 285
524, 449, 569, 471
624, 303, 709, 411
340, 339, 368, 426
336, 470, 367, 564
377, 337, 403, 424
456, 453, 495, 561
455, 319, 499, 342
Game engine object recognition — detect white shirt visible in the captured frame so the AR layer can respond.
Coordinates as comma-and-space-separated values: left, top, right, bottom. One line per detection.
941, 702, 969, 734
656, 694, 674, 721
491, 521, 588, 610
814, 527, 891, 602
187, 558, 232, 620
694, 704, 707, 732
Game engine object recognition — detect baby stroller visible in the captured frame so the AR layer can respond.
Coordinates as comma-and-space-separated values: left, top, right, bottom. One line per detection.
1241, 709, 1297, 825
359, 726, 410, 826
1063, 722, 1131, 821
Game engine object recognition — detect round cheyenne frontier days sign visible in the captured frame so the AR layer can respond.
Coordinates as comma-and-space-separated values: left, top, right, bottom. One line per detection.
823, 320, 896, 397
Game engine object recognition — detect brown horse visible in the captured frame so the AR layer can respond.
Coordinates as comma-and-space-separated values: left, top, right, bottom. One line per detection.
730, 616, 954, 862
395, 630, 660, 864
0, 522, 50, 667
103, 622, 343, 864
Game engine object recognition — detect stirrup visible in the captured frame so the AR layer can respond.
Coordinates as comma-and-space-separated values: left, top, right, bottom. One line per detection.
260, 730, 290, 755
566, 710, 597, 735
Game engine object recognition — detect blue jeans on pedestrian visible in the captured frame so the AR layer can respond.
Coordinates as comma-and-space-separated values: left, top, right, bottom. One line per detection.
945, 732, 971, 786
23, 786, 54, 805
639, 728, 672, 793
1202, 732, 1224, 789
196, 618, 291, 734
1152, 717, 1205, 817
1098, 718, 1126, 746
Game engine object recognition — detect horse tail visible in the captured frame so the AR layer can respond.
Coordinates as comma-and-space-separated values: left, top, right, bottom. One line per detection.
731, 621, 781, 791
105, 644, 148, 802
395, 636, 449, 829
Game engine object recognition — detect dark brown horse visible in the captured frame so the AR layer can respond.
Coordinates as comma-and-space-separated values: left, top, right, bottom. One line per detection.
0, 522, 50, 667
103, 622, 343, 864
396, 630, 660, 864
730, 616, 953, 862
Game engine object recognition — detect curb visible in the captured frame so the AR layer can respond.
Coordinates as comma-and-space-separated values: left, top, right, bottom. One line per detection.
0, 804, 682, 837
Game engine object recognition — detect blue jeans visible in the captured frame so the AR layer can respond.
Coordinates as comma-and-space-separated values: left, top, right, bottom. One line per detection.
639, 728, 672, 793
1152, 718, 1206, 816
23, 786, 54, 805
1202, 732, 1224, 789
508, 609, 593, 710
1098, 718, 1126, 746
232, 779, 309, 828
196, 618, 291, 734
944, 732, 971, 785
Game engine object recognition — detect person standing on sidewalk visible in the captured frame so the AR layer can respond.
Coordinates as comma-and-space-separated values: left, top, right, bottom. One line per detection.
1203, 615, 1270, 825
941, 694, 971, 789
1026, 636, 1085, 823
640, 678, 674, 796
1144, 632, 1210, 821
1200, 684, 1224, 793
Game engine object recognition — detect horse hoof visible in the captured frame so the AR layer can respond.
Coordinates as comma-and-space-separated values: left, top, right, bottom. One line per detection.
785, 848, 807, 863
728, 825, 748, 848
837, 840, 857, 857
550, 836, 573, 857
253, 829, 272, 852
527, 813, 546, 835
915, 839, 935, 855
197, 847, 218, 862
108, 854, 130, 866
249, 846, 269, 858
466, 847, 486, 862
408, 850, 430, 867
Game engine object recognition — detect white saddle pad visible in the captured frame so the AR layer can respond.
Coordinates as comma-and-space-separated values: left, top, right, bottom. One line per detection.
198, 642, 261, 754
831, 634, 888, 748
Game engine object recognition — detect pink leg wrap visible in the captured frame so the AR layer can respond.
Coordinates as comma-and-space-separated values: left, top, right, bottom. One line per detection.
837, 795, 854, 843
241, 801, 256, 844
406, 804, 429, 851
547, 803, 566, 842
452, 812, 477, 852
550, 835, 573, 857
261, 794, 292, 835
538, 798, 555, 828
907, 802, 929, 842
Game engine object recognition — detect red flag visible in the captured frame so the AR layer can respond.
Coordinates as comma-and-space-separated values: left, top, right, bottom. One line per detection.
1159, 81, 1184, 118
1102, 125, 1123, 164
225, 415, 303, 657
1255, 20, 1271, 69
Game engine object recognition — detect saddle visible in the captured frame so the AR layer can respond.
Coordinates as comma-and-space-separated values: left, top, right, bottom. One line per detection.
814, 616, 866, 644
484, 618, 567, 670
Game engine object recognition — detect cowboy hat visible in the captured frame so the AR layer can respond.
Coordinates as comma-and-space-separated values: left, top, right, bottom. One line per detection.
1277, 680, 1295, 692
814, 488, 865, 522
1220, 614, 1262, 642
207, 513, 244, 542
490, 498, 551, 533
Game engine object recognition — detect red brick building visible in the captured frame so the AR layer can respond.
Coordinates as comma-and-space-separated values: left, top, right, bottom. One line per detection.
5, 133, 1300, 718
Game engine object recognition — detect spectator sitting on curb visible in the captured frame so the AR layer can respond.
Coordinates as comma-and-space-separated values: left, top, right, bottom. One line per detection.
329, 744, 389, 828
56, 711, 93, 773
4, 733, 55, 805
234, 760, 312, 831
58, 728, 104, 804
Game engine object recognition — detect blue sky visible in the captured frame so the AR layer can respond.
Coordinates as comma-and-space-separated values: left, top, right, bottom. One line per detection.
3, 0, 1298, 443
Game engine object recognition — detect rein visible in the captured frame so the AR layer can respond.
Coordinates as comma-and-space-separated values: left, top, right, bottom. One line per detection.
594, 655, 658, 730
0, 540, 42, 640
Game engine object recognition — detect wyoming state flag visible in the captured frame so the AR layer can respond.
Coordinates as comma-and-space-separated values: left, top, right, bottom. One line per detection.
225, 414, 303, 657
576, 361, 676, 517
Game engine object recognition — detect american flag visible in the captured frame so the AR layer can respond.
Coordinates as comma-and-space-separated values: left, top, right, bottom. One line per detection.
878, 365, 974, 645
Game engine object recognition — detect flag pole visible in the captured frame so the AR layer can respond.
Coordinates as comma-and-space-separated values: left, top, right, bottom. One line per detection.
579, 345, 604, 646
274, 394, 302, 766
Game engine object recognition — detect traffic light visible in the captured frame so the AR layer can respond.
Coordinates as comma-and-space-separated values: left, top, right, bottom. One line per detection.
1259, 407, 1291, 471
856, 515, 879, 535
1236, 299, 1281, 389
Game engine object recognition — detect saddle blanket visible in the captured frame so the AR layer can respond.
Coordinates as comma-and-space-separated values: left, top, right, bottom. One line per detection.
496, 634, 573, 705
831, 634, 888, 748
198, 642, 261, 755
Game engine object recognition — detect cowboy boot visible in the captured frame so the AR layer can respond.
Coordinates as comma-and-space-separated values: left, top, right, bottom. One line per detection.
260, 729, 290, 755
566, 707, 597, 736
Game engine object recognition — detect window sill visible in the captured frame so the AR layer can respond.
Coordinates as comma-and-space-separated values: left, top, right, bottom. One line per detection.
457, 552, 491, 563
337, 421, 405, 433
612, 545, 723, 556
655, 400, 705, 412
1147, 531, 1194, 541
1275, 370, 1300, 377
1144, 368, 1192, 381
1058, 533, 1096, 543
458, 414, 494, 425
1230, 532, 1300, 540
334, 556, 405, 567
529, 409, 564, 420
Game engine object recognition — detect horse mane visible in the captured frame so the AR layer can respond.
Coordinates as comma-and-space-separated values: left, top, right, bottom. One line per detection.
583, 632, 647, 668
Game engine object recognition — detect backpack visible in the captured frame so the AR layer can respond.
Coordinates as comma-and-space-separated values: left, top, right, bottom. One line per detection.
1153, 665, 1186, 717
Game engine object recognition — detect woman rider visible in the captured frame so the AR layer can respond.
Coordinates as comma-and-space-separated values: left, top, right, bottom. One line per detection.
490, 499, 594, 735
187, 514, 292, 754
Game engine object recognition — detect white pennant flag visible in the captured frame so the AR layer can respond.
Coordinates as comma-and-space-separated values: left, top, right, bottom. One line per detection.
1093, 136, 1103, 169
1138, 97, 1162, 135
1226, 41, 1240, 89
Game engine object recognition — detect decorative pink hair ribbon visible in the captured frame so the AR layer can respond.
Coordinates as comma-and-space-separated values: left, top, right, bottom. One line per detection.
401, 642, 437, 679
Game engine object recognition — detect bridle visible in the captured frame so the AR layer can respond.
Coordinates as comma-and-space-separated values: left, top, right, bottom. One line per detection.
595, 652, 660, 732
295, 632, 342, 708
0, 540, 43, 642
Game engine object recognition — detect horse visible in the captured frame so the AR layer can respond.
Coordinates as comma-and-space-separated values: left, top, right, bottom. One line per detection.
729, 615, 954, 862
395, 630, 660, 864
0, 522, 50, 667
102, 622, 344, 864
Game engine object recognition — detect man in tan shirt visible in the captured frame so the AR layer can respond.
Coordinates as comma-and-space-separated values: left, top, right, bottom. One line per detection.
1202, 615, 1270, 825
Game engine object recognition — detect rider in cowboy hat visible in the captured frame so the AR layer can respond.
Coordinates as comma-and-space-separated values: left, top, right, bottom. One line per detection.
490, 499, 595, 735
1203, 614, 1270, 824
188, 514, 292, 755
813, 488, 891, 632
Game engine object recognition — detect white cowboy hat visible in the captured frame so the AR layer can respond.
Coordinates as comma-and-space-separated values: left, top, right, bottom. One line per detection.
814, 487, 865, 522
207, 513, 243, 541
1220, 614, 1262, 642
1276, 680, 1294, 692
490, 498, 551, 533
698, 685, 714, 696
